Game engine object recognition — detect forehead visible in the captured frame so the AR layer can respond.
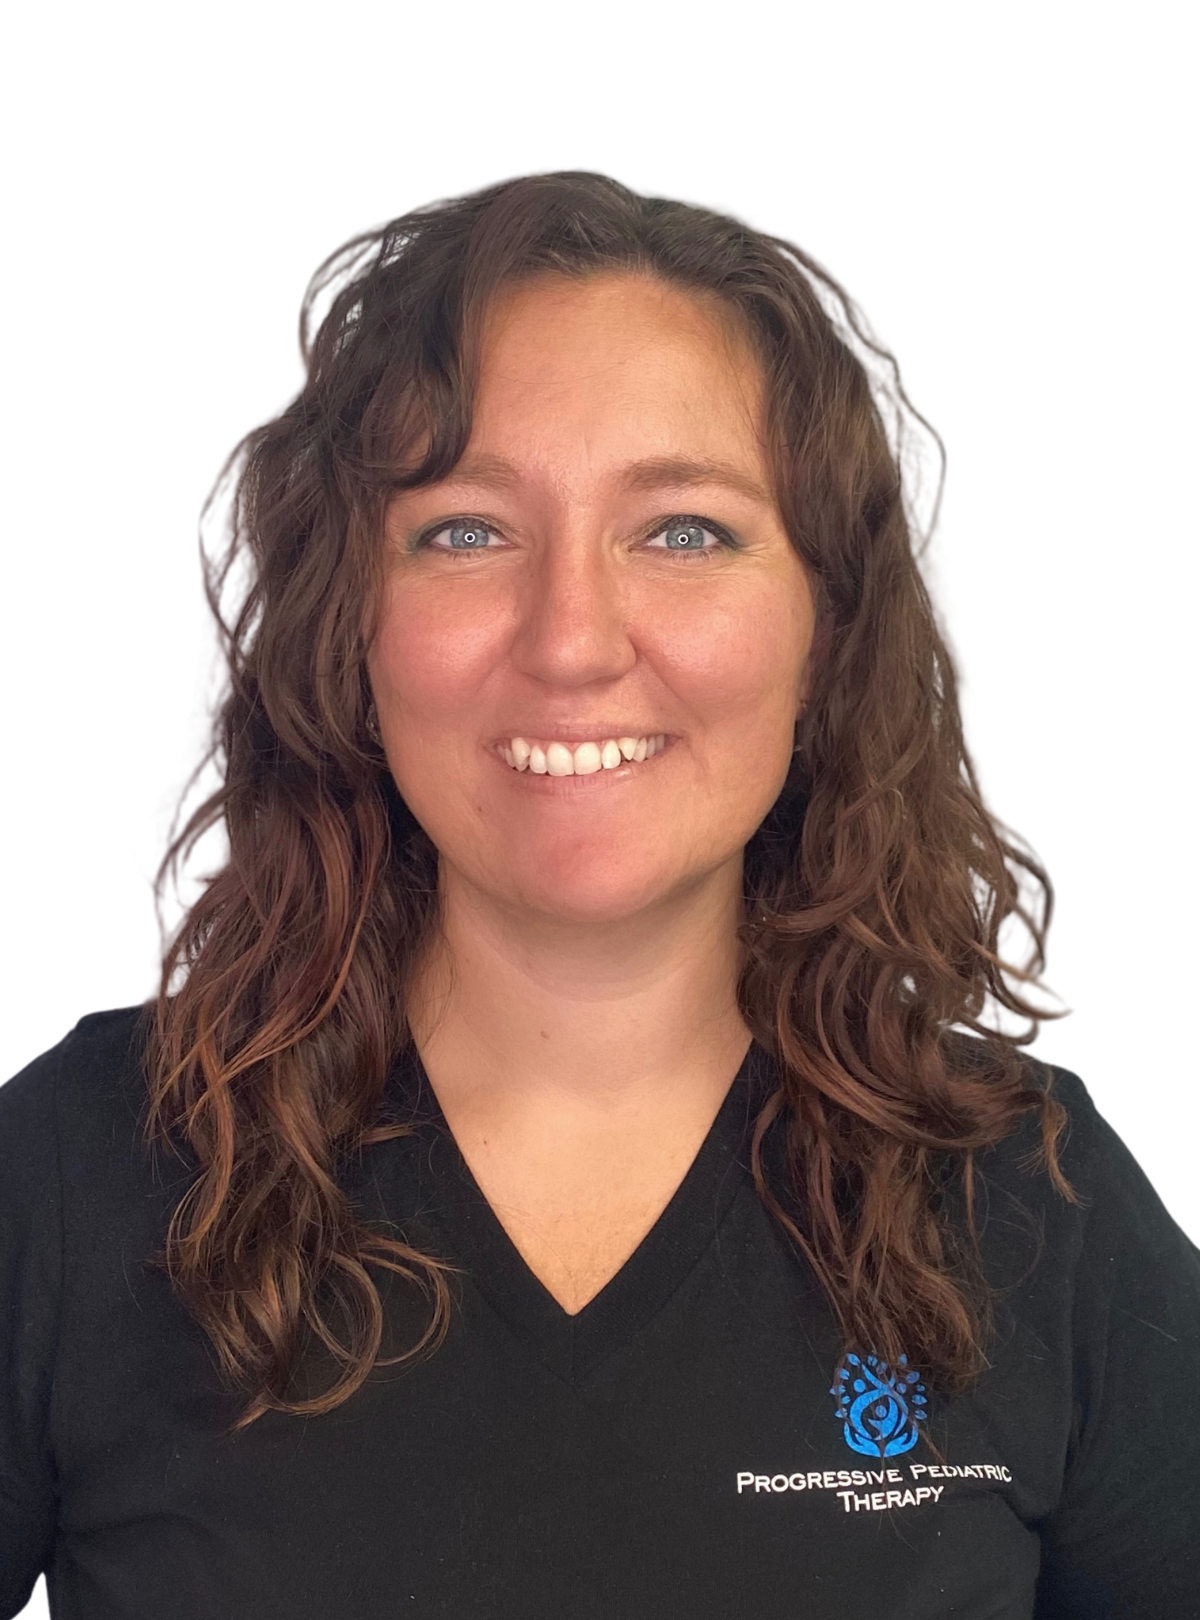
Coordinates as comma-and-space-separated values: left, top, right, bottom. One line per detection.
466, 271, 769, 478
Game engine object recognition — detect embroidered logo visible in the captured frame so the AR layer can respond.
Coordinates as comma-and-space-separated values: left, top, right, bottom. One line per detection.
831, 1352, 928, 1458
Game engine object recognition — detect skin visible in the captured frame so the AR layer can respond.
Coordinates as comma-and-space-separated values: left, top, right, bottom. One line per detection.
367, 271, 817, 1312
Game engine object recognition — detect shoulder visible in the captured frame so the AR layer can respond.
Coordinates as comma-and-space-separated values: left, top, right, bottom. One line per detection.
963, 1050, 1117, 1221
3, 1003, 151, 1112
976, 1052, 1171, 1215
945, 1039, 1122, 1197
1, 1005, 156, 1185
1, 1005, 195, 1341
999, 1065, 1200, 1606
967, 1051, 1200, 1311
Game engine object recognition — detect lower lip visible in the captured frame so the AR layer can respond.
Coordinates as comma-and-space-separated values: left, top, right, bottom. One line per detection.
491, 739, 674, 790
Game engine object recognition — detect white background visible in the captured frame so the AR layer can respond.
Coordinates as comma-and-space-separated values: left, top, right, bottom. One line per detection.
2, 2, 1196, 1612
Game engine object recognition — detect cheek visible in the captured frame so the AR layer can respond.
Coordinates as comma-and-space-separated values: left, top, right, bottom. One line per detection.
649, 579, 812, 733
368, 578, 511, 718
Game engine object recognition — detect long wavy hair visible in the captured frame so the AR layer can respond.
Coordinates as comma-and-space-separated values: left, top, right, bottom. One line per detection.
149, 170, 1075, 1428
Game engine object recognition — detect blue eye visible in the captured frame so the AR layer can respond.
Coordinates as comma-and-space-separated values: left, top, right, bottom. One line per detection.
646, 517, 733, 557
417, 514, 735, 556
434, 521, 492, 550
416, 519, 496, 552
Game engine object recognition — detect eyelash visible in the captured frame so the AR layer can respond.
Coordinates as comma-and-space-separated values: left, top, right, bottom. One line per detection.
414, 513, 739, 561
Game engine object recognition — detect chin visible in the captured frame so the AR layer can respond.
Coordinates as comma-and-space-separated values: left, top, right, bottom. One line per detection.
500, 847, 719, 926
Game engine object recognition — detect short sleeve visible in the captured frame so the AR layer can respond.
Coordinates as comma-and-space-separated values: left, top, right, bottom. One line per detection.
0, 1042, 65, 1619
1036, 1072, 1200, 1617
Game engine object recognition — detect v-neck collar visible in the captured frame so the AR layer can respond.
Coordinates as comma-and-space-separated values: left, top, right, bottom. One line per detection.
389, 1041, 778, 1385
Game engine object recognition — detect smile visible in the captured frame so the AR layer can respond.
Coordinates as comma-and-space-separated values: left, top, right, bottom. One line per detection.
497, 734, 669, 775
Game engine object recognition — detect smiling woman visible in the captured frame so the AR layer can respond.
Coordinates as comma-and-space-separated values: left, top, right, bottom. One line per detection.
373, 274, 813, 927
1, 172, 1197, 1620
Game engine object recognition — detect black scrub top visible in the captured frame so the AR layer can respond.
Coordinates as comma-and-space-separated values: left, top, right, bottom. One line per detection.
2, 1006, 1198, 1619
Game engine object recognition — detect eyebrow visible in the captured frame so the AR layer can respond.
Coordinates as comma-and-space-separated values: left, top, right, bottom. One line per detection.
445, 452, 773, 505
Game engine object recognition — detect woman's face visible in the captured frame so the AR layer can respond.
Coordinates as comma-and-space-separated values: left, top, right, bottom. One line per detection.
369, 271, 817, 926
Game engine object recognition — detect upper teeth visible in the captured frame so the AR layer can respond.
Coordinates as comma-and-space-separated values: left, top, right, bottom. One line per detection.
499, 735, 667, 775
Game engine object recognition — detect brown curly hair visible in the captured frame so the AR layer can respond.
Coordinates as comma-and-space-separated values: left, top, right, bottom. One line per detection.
149, 170, 1075, 1428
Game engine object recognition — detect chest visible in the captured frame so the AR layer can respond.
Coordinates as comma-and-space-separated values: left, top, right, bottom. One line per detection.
53, 1179, 1062, 1620
470, 1182, 678, 1315
446, 1120, 712, 1315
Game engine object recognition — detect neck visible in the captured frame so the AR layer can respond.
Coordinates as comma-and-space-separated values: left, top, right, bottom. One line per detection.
407, 857, 753, 1129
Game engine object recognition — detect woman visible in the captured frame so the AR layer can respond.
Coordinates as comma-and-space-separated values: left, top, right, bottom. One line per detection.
2, 171, 1196, 1619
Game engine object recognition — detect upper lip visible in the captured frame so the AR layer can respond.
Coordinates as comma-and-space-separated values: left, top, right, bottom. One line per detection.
490, 727, 669, 746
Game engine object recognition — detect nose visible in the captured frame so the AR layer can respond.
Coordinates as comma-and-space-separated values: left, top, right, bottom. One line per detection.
508, 523, 637, 689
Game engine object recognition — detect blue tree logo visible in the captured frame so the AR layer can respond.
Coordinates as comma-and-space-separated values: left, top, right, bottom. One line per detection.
831, 1352, 928, 1457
